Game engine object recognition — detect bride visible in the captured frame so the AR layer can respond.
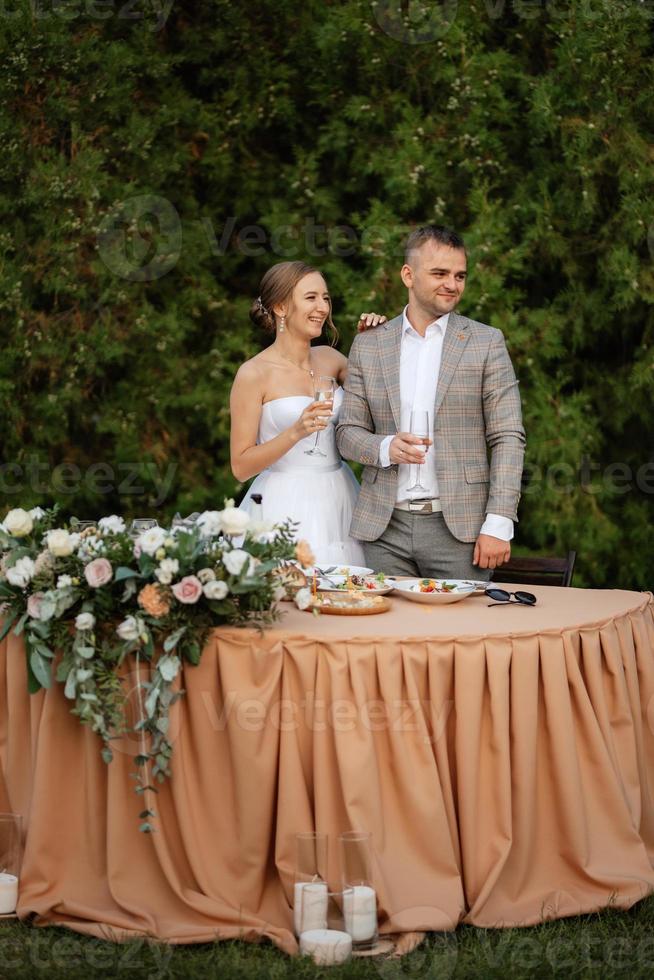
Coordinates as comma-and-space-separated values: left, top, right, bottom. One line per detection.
230, 261, 384, 565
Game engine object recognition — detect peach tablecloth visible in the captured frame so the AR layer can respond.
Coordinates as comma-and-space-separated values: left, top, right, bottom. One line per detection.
1, 585, 653, 951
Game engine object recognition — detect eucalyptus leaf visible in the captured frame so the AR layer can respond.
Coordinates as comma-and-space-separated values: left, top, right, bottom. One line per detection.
114, 566, 141, 582
157, 654, 180, 682
64, 669, 77, 700
163, 626, 186, 652
34, 642, 54, 660
14, 612, 28, 636
0, 613, 17, 642
29, 649, 52, 690
144, 685, 160, 717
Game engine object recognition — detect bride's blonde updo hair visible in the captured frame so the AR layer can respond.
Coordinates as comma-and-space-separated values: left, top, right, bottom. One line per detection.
249, 260, 338, 345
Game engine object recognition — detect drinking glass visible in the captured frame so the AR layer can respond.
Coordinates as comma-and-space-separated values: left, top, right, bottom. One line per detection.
405, 409, 430, 497
71, 519, 97, 533
304, 376, 336, 457
338, 830, 378, 949
129, 518, 158, 537
0, 813, 22, 915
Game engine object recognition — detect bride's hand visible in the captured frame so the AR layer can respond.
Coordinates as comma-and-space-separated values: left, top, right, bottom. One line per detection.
292, 399, 334, 442
357, 312, 387, 333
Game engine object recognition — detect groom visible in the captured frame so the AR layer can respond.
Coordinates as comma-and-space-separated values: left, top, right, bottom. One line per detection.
336, 225, 525, 579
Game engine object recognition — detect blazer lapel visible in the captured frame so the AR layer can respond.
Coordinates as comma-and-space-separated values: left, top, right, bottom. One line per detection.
377, 315, 403, 431
433, 312, 470, 417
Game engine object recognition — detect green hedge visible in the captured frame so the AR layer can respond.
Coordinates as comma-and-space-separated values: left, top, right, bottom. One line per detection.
1, 0, 653, 587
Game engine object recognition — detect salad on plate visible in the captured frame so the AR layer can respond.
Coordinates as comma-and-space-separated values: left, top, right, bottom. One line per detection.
317, 571, 395, 594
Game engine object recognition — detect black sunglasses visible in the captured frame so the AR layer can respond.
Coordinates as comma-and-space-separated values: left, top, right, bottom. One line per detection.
485, 588, 537, 607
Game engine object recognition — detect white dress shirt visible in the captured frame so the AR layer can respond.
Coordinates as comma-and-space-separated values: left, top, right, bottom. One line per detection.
379, 308, 513, 541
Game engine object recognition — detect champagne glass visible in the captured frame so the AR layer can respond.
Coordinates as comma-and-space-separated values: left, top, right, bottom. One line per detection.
405, 409, 430, 496
304, 375, 336, 457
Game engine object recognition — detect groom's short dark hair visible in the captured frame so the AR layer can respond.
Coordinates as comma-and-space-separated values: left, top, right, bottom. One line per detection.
404, 225, 466, 264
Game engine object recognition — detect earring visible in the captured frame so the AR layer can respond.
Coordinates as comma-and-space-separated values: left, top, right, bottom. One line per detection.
279, 315, 286, 333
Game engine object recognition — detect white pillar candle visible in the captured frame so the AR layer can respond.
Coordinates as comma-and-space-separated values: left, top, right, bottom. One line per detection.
0, 873, 18, 914
343, 885, 377, 942
299, 929, 352, 965
293, 881, 328, 936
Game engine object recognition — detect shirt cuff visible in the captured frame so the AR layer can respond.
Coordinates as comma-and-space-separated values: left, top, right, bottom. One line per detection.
379, 435, 394, 468
480, 513, 514, 541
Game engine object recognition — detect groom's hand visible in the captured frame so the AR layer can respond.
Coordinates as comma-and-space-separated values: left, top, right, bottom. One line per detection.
357, 312, 388, 332
473, 534, 511, 570
389, 433, 432, 465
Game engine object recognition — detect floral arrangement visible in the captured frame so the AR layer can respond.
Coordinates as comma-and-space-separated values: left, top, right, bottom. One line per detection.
0, 504, 308, 831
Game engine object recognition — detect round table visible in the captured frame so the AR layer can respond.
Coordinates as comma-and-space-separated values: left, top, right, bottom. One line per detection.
1, 585, 653, 952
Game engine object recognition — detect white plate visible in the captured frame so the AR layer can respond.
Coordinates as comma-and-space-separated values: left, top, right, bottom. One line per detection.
444, 579, 489, 595
317, 574, 396, 595
393, 579, 476, 604
312, 564, 374, 577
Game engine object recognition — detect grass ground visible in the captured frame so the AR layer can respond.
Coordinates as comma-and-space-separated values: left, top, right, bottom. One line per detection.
1, 895, 654, 980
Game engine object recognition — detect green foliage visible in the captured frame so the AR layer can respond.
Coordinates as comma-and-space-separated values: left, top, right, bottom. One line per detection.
0, 0, 653, 587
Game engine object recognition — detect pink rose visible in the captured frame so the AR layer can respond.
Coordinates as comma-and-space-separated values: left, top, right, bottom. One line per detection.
171, 575, 202, 604
84, 557, 113, 588
27, 592, 44, 619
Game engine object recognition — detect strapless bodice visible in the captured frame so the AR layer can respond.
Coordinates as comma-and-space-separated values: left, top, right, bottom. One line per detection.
258, 387, 344, 472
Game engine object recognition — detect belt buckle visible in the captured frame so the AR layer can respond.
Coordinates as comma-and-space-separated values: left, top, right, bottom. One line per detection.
408, 499, 432, 514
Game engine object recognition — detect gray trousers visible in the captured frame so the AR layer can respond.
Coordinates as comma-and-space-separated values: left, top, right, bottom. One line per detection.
362, 510, 491, 580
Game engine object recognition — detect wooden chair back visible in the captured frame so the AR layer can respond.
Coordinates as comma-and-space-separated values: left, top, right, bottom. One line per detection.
490, 551, 576, 588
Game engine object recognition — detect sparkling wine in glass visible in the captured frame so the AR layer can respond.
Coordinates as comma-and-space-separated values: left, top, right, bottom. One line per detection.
304, 375, 336, 457
405, 409, 430, 496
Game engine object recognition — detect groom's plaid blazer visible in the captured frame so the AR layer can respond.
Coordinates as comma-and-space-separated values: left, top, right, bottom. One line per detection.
335, 312, 526, 543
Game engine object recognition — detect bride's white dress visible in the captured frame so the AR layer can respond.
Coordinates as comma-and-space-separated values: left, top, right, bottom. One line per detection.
239, 387, 365, 565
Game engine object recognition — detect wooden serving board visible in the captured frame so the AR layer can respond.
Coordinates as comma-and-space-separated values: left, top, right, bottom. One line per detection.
308, 596, 391, 616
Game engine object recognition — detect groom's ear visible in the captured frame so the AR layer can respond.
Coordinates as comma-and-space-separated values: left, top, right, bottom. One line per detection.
400, 264, 413, 289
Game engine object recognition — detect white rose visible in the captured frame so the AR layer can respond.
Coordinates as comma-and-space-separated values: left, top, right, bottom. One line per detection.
197, 567, 216, 584
75, 612, 96, 631
220, 507, 250, 537
136, 527, 167, 556
4, 508, 33, 538
294, 587, 312, 611
57, 575, 73, 589
47, 529, 75, 557
116, 615, 145, 642
222, 549, 251, 576
203, 579, 228, 600
98, 515, 126, 534
197, 510, 223, 538
155, 557, 179, 585
6, 556, 36, 588
29, 507, 46, 520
